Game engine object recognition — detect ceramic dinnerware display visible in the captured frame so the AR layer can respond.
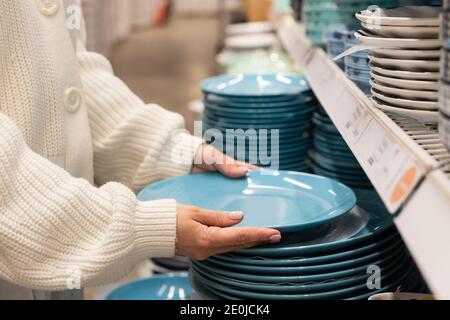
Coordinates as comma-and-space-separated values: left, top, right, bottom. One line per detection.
308, 108, 373, 190
201, 73, 316, 171
303, 1, 439, 47
439, 5, 450, 152
188, 192, 426, 300
138, 170, 357, 233
355, 5, 441, 123
137, 171, 425, 300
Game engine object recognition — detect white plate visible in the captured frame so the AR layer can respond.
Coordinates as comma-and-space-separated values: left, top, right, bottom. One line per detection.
371, 88, 438, 110
371, 48, 440, 59
362, 22, 439, 39
371, 97, 438, 124
371, 72, 439, 91
368, 54, 439, 71
225, 33, 277, 50
354, 31, 441, 49
226, 22, 273, 36
371, 80, 438, 100
356, 6, 441, 27
369, 62, 440, 80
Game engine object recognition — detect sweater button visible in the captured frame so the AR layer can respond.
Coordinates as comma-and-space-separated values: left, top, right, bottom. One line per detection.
64, 87, 82, 113
35, 0, 60, 16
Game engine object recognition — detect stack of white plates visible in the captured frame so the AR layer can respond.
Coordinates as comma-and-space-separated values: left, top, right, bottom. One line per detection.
355, 6, 442, 124
225, 22, 274, 37
440, 7, 450, 152
224, 33, 278, 51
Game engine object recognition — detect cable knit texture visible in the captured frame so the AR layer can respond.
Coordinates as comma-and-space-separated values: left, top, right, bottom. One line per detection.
0, 0, 203, 294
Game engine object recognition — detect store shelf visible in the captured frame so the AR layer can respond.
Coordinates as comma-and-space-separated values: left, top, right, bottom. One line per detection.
275, 14, 450, 298
397, 170, 450, 299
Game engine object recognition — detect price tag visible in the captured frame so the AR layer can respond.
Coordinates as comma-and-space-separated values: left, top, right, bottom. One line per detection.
304, 56, 424, 212
355, 121, 422, 212
331, 89, 371, 146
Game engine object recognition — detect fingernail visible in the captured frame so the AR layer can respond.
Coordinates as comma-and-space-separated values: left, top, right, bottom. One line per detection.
228, 211, 244, 220
269, 234, 282, 243
239, 166, 249, 173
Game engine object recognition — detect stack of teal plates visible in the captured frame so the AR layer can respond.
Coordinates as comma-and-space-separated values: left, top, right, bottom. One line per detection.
308, 108, 373, 190
303, 0, 440, 46
190, 197, 426, 300
201, 74, 316, 171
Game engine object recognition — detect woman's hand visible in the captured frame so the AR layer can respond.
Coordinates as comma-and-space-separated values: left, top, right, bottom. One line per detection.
192, 143, 260, 178
176, 204, 281, 260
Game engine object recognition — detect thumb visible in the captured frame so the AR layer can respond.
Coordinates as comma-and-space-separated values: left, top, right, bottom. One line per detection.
192, 208, 244, 227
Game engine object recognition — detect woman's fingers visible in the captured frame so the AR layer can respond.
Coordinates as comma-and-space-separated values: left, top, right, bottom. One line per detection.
215, 156, 260, 178
204, 226, 281, 249
191, 208, 245, 227
176, 204, 281, 261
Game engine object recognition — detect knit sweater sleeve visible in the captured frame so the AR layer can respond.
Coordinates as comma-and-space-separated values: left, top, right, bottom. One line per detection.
0, 113, 178, 290
77, 43, 203, 192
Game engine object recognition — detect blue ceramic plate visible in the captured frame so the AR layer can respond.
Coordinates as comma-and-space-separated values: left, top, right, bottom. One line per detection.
215, 232, 398, 267
203, 116, 311, 128
202, 122, 310, 133
138, 170, 356, 233
191, 261, 414, 300
204, 109, 314, 122
313, 138, 351, 153
203, 105, 315, 119
311, 166, 369, 183
207, 238, 401, 275
314, 136, 348, 150
106, 274, 191, 300
309, 160, 365, 177
201, 74, 311, 97
191, 251, 408, 296
204, 92, 310, 104
313, 146, 357, 161
204, 97, 316, 109
309, 149, 362, 170
191, 253, 411, 299
191, 250, 403, 284
236, 199, 393, 257
190, 256, 399, 294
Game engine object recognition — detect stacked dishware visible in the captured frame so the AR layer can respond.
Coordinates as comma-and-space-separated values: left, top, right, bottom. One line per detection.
302, 0, 434, 47
355, 5, 442, 124
200, 74, 316, 171
325, 25, 353, 69
138, 171, 426, 300
439, 5, 450, 152
146, 172, 425, 300
308, 108, 373, 190
344, 34, 371, 92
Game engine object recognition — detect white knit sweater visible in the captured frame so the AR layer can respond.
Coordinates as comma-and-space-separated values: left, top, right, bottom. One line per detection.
0, 0, 202, 298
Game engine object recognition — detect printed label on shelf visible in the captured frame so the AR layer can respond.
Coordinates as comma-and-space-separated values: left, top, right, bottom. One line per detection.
304, 52, 424, 213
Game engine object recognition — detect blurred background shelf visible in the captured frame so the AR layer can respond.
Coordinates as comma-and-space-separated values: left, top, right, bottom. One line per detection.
276, 13, 450, 298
